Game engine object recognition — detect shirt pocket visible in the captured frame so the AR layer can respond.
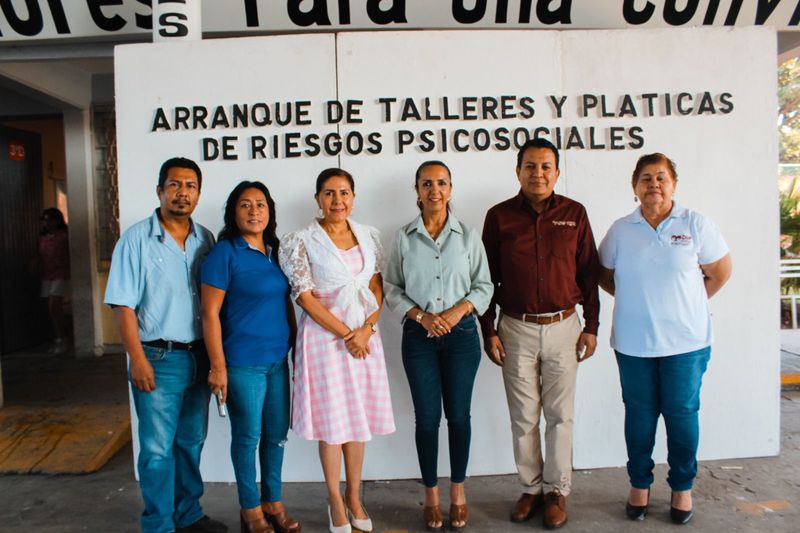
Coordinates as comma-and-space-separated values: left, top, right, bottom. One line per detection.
551, 227, 578, 259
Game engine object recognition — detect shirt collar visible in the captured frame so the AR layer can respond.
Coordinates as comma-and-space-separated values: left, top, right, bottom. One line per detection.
149, 209, 197, 241
406, 213, 464, 236
513, 190, 559, 211
626, 202, 687, 224
233, 235, 271, 255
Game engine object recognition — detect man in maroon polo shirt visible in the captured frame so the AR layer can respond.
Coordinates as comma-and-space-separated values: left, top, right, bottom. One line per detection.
480, 138, 600, 529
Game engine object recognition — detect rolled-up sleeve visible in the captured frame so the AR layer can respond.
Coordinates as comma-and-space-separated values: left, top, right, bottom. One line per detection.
104, 233, 141, 309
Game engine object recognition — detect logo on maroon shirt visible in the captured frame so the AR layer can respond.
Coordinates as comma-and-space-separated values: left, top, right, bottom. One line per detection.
671, 234, 692, 245
552, 220, 576, 227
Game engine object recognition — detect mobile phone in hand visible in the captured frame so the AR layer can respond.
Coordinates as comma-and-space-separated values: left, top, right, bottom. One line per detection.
215, 390, 227, 417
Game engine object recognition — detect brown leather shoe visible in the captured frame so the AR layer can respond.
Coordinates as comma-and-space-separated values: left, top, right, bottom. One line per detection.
543, 492, 567, 530
510, 492, 544, 522
240, 508, 274, 533
263, 509, 301, 533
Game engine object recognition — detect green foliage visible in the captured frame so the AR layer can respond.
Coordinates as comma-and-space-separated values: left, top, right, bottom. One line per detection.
779, 58, 800, 163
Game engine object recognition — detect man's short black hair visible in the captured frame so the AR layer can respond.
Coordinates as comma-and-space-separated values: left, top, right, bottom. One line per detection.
516, 138, 560, 170
158, 157, 202, 190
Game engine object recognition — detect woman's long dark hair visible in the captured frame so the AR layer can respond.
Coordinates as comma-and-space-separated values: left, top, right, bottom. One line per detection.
40, 207, 67, 235
218, 181, 279, 260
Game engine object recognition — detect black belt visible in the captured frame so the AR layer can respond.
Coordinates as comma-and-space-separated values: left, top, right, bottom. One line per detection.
142, 339, 203, 351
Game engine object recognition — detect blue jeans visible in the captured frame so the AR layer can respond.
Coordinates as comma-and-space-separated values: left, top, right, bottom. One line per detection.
615, 347, 711, 492
227, 359, 290, 509
130, 346, 211, 533
402, 315, 482, 487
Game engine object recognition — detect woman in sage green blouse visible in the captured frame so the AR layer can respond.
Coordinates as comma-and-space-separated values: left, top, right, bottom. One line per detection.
384, 160, 493, 531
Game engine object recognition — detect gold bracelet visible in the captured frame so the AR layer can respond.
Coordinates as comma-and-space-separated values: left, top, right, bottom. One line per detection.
414, 311, 425, 323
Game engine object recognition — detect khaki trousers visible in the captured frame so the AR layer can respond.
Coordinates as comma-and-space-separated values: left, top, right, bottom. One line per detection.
498, 311, 581, 496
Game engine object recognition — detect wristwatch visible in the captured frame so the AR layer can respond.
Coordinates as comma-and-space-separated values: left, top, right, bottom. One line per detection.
414, 311, 425, 323
365, 320, 377, 333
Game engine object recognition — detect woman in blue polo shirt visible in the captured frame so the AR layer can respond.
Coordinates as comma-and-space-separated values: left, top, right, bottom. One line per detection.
598, 153, 732, 526
201, 181, 300, 533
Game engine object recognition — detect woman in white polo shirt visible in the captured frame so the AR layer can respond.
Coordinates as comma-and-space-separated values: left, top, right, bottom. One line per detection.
598, 153, 732, 526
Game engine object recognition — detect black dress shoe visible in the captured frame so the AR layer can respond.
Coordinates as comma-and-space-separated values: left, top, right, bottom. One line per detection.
670, 506, 694, 525
176, 515, 229, 533
625, 488, 649, 521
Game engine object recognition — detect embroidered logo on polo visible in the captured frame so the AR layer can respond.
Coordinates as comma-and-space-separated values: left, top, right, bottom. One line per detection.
671, 234, 692, 245
552, 220, 576, 227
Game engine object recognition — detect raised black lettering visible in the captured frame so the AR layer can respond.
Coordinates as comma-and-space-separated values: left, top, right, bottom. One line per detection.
305, 133, 321, 157
548, 95, 566, 118
327, 101, 344, 124
494, 127, 511, 150
582, 94, 598, 117
252, 103, 270, 127
453, 129, 469, 152
346, 100, 363, 123
378, 97, 396, 121
397, 130, 414, 154
676, 93, 693, 115
174, 107, 190, 129
791, 0, 800, 25
588, 127, 605, 149
519, 97, 536, 118
192, 106, 208, 129
482, 97, 499, 120
462, 97, 478, 120
284, 132, 301, 157
221, 136, 238, 160
338, 0, 351, 24
366, 132, 382, 154
609, 127, 625, 150
496, 0, 508, 22
640, 93, 658, 116
565, 127, 584, 149
474, 128, 491, 150
202, 138, 219, 160
718, 92, 734, 113
622, 0, 655, 25
696, 92, 716, 114
210, 106, 230, 129
152, 108, 171, 131
345, 131, 364, 154
619, 94, 637, 117
296, 101, 312, 125
251, 136, 267, 159
400, 99, 422, 121
628, 127, 645, 149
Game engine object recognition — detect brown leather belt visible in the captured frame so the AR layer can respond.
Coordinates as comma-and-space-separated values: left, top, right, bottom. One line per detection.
503, 308, 575, 325
142, 339, 203, 351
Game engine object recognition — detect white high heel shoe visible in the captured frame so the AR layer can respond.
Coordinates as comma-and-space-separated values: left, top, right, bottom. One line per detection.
347, 505, 373, 533
328, 505, 352, 533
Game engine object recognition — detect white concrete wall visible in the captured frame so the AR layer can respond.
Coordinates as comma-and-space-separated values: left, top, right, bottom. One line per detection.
115, 28, 779, 482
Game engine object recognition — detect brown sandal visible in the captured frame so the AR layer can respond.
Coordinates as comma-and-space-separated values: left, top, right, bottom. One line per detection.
424, 505, 444, 531
263, 509, 301, 533
449, 503, 469, 531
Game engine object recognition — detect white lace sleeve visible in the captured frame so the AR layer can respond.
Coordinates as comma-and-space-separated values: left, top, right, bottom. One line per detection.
278, 232, 315, 300
370, 228, 384, 275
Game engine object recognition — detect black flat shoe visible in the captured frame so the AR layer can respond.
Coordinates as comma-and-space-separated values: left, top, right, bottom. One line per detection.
625, 488, 649, 521
670, 506, 693, 525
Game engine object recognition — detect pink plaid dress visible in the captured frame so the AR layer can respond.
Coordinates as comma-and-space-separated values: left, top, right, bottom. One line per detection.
291, 245, 395, 444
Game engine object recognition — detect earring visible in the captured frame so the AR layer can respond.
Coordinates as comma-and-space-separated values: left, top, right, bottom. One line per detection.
416, 199, 423, 209
634, 196, 639, 203
317, 207, 323, 217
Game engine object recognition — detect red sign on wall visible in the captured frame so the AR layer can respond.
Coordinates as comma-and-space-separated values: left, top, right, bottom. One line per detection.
9, 141, 25, 161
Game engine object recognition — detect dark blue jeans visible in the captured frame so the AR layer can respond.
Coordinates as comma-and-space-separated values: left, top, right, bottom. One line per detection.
130, 346, 210, 533
402, 315, 482, 487
615, 347, 711, 492
227, 359, 290, 509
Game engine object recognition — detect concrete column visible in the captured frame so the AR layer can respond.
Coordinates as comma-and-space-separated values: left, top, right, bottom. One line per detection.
153, 0, 202, 42
64, 110, 103, 357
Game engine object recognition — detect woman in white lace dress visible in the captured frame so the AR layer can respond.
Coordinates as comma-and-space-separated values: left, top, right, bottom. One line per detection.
279, 168, 395, 533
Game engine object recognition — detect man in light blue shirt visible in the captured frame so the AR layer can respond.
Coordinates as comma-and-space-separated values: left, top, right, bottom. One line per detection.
105, 157, 225, 533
